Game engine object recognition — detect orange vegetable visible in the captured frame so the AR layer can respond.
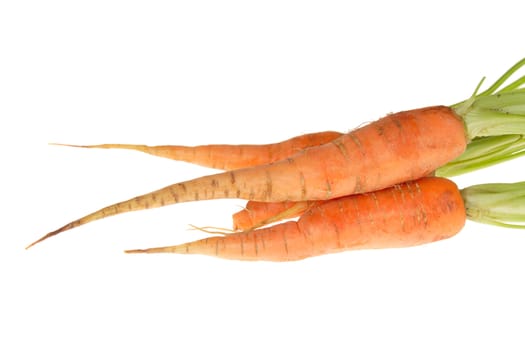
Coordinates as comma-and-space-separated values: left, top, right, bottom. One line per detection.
26, 58, 525, 250
130, 177, 525, 261
126, 177, 466, 261
27, 106, 468, 249
53, 131, 343, 170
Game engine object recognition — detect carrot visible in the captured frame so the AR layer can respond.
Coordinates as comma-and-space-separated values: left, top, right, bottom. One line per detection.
126, 177, 466, 261
126, 177, 525, 261
26, 58, 525, 249
52, 131, 343, 170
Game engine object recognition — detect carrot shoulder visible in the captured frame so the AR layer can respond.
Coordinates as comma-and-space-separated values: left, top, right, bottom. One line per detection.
127, 177, 466, 261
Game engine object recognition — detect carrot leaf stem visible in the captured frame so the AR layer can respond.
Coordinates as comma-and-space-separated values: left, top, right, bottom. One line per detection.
453, 58, 525, 140
477, 58, 525, 96
461, 181, 525, 229
436, 135, 525, 177
444, 58, 525, 176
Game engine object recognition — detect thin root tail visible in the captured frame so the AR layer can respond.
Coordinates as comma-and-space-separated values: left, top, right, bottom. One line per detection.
124, 248, 148, 254
25, 223, 74, 249
124, 246, 175, 254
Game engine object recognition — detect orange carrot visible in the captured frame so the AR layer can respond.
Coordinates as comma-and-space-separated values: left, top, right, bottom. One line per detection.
26, 59, 525, 249
27, 106, 468, 249
127, 177, 525, 261
126, 177, 466, 261
53, 131, 343, 170
54, 61, 525, 176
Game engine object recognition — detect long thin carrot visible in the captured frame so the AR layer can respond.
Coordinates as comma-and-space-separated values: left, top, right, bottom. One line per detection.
27, 58, 525, 249
56, 135, 525, 232
53, 131, 343, 170
52, 58, 525, 178
126, 177, 525, 261
126, 177, 466, 261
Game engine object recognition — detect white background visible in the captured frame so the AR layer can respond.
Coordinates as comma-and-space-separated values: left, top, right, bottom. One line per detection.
1, 1, 524, 349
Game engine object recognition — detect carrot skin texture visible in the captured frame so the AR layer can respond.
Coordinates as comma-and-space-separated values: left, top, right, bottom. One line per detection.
58, 131, 343, 170
233, 171, 437, 230
28, 106, 467, 248
127, 177, 467, 261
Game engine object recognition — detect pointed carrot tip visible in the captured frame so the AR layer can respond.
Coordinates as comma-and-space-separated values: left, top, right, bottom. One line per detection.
124, 249, 147, 254
48, 142, 85, 148
25, 223, 74, 250
25, 237, 46, 250
125, 246, 176, 254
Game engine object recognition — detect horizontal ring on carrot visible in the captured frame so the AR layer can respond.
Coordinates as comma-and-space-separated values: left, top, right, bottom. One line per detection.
26, 58, 525, 250
125, 177, 525, 261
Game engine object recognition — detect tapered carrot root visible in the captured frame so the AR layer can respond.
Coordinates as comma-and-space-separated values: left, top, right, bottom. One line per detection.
232, 200, 315, 231
126, 177, 466, 261
27, 106, 468, 249
53, 131, 343, 170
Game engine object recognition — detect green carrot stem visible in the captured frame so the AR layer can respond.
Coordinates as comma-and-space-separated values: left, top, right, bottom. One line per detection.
436, 135, 525, 177
453, 58, 525, 140
439, 58, 525, 176
462, 181, 525, 229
